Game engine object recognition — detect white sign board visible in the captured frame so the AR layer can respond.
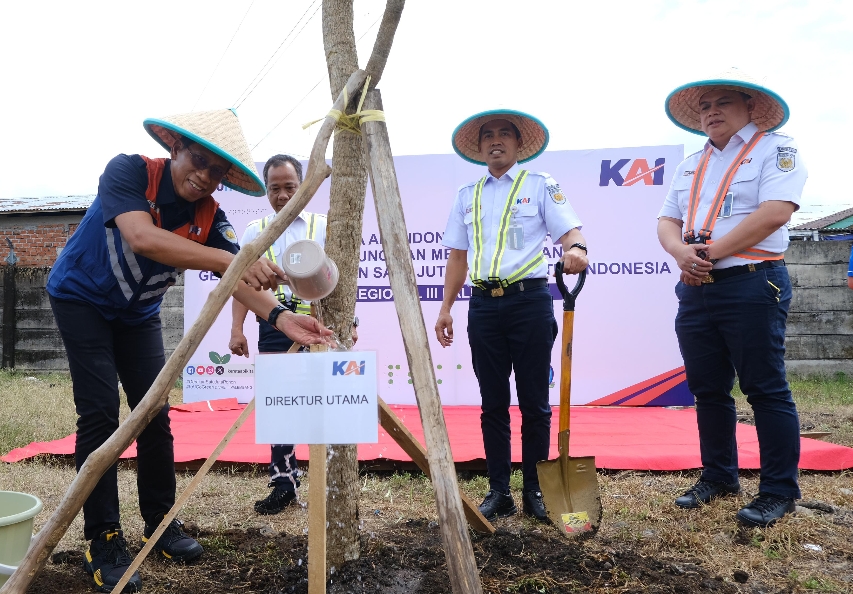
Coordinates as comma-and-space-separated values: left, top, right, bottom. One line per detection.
254, 351, 378, 445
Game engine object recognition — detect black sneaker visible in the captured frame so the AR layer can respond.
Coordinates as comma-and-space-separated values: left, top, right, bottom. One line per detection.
142, 518, 204, 563
83, 528, 142, 593
254, 483, 297, 515
522, 490, 548, 522
478, 490, 517, 520
675, 479, 740, 509
737, 493, 796, 527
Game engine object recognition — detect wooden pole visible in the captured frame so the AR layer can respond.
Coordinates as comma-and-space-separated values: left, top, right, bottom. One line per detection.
0, 69, 369, 594
377, 399, 494, 535
361, 89, 483, 593
308, 444, 328, 594
112, 399, 256, 594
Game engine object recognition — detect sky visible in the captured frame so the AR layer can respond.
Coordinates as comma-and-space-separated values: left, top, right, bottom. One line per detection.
1, 0, 850, 224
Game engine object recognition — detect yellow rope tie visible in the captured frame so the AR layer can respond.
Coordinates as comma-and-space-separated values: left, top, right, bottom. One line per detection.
302, 76, 385, 135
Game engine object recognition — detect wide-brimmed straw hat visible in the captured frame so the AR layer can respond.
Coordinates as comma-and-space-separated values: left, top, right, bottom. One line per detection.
143, 109, 265, 196
451, 109, 549, 165
665, 68, 789, 136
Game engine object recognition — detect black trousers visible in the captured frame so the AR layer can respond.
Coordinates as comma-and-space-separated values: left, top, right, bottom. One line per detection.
50, 296, 175, 540
258, 319, 301, 492
467, 285, 558, 493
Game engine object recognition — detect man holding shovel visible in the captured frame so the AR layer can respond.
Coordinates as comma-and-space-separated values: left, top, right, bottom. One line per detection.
435, 110, 588, 521
47, 110, 332, 592
658, 69, 807, 527
230, 153, 358, 515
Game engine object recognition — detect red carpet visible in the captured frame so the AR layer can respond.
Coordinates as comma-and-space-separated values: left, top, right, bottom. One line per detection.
4, 399, 853, 471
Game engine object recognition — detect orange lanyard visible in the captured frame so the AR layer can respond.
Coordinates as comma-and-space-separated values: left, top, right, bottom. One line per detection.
683, 130, 765, 245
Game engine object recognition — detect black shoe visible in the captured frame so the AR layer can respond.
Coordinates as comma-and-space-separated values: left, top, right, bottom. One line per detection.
142, 517, 204, 563
522, 490, 548, 522
254, 483, 297, 515
737, 493, 796, 527
83, 528, 142, 593
478, 490, 517, 520
675, 479, 740, 509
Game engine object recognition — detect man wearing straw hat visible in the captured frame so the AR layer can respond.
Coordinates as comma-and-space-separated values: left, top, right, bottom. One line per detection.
229, 153, 358, 515
658, 69, 807, 527
436, 110, 588, 521
46, 110, 332, 592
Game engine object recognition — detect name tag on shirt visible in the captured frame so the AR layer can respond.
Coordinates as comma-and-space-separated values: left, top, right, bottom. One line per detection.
507, 224, 524, 250
718, 192, 733, 219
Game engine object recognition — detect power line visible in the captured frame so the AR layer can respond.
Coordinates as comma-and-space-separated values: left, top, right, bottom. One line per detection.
192, 0, 256, 110
250, 13, 384, 153
233, 0, 321, 109
252, 80, 322, 151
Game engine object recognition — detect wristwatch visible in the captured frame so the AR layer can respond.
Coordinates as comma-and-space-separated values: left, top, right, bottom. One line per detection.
268, 304, 288, 330
569, 242, 588, 254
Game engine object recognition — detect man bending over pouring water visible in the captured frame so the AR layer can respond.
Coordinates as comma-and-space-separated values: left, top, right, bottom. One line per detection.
47, 110, 331, 592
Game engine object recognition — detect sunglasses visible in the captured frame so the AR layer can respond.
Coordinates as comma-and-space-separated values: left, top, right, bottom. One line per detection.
185, 146, 231, 181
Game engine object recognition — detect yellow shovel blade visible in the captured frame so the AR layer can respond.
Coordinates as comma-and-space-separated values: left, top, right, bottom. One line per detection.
536, 431, 602, 536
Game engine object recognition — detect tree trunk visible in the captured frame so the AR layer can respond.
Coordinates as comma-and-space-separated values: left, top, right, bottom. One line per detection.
320, 0, 366, 569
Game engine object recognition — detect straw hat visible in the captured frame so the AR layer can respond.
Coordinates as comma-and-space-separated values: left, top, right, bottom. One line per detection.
665, 68, 789, 136
143, 109, 265, 196
451, 109, 549, 165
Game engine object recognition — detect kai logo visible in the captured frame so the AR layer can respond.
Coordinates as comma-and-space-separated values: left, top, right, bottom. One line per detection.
515, 197, 531, 205
600, 158, 665, 187
332, 360, 366, 376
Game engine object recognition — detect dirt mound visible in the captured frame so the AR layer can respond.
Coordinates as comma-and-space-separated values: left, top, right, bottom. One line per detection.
33, 521, 743, 594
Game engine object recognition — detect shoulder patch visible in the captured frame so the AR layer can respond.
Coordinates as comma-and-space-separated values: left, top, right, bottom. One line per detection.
776, 148, 796, 172
216, 221, 239, 244
545, 181, 566, 205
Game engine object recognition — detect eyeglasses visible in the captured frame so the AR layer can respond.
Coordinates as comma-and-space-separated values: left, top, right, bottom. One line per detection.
185, 146, 231, 181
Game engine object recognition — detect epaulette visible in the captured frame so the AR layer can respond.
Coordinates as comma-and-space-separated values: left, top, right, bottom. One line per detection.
768, 130, 792, 139
246, 218, 263, 228
457, 179, 479, 192
686, 148, 704, 159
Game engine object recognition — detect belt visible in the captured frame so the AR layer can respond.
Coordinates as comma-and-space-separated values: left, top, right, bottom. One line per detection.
702, 260, 785, 284
471, 278, 547, 297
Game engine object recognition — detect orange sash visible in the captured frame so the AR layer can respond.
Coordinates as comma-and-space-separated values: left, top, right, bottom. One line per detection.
683, 132, 783, 261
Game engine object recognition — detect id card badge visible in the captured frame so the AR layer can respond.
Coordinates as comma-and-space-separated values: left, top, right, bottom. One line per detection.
507, 224, 524, 250
719, 192, 733, 218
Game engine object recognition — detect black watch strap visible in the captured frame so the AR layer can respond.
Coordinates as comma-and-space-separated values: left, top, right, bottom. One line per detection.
268, 304, 288, 330
569, 242, 588, 254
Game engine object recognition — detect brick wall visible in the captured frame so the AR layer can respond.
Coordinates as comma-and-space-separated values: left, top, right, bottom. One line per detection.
0, 219, 79, 267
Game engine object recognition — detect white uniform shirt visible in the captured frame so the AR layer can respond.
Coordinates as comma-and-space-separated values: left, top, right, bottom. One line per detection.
240, 210, 328, 303
658, 122, 807, 269
442, 163, 582, 284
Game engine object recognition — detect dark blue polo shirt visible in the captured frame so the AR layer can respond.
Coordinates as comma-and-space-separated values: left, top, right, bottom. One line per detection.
48, 154, 241, 323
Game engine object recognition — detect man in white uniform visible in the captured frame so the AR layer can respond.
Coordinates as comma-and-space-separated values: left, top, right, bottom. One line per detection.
231, 154, 354, 514
658, 69, 807, 527
435, 110, 588, 521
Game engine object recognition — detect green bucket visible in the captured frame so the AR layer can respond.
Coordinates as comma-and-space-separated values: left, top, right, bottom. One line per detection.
0, 491, 43, 587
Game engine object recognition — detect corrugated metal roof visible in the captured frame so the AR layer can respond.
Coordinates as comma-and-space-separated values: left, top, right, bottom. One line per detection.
791, 206, 853, 231
0, 195, 95, 215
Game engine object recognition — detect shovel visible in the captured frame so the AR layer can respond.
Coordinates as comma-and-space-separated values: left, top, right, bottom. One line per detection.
536, 263, 602, 536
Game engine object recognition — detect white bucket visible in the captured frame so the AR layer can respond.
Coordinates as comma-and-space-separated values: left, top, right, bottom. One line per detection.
282, 239, 339, 302
0, 491, 42, 586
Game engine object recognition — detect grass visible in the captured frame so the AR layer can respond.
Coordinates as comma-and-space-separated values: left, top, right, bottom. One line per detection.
2, 370, 852, 592
0, 370, 184, 456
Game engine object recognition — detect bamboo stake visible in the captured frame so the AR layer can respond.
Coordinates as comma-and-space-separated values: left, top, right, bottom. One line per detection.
377, 398, 494, 534
361, 89, 483, 593
308, 443, 328, 594
112, 399, 256, 594
0, 69, 369, 594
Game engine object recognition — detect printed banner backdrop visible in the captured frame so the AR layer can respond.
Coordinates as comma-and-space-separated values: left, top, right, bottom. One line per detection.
183, 146, 690, 406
